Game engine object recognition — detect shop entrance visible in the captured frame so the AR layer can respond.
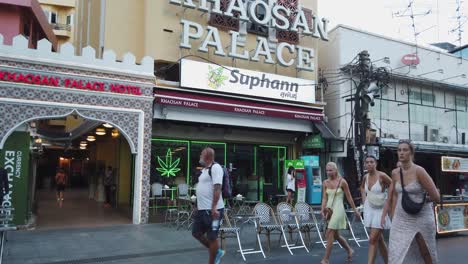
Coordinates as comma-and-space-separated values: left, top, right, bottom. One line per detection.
150, 138, 288, 222
13, 114, 134, 229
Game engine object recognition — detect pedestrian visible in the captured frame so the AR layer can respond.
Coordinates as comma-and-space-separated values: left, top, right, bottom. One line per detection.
381, 139, 440, 264
0, 167, 9, 205
360, 155, 392, 264
286, 166, 295, 204
192, 147, 225, 264
320, 162, 361, 264
104, 166, 113, 208
55, 168, 66, 208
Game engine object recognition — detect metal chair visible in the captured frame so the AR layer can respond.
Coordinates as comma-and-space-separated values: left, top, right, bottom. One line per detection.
276, 202, 309, 255
294, 202, 326, 248
175, 198, 192, 230
177, 183, 189, 198
345, 209, 369, 247
151, 183, 169, 214
252, 203, 283, 252
219, 212, 265, 261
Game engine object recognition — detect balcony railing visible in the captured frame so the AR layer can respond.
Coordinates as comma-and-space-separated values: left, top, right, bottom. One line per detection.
52, 23, 71, 31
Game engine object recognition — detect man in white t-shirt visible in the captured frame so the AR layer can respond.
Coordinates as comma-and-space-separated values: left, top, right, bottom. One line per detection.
192, 147, 225, 264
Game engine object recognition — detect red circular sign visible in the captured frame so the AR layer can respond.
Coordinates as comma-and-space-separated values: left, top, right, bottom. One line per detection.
401, 54, 420, 66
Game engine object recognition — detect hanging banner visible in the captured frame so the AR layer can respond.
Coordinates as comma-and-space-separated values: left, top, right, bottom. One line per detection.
441, 156, 468, 173
1, 132, 30, 225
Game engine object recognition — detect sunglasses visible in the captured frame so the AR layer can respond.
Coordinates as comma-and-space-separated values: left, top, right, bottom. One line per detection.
398, 139, 412, 144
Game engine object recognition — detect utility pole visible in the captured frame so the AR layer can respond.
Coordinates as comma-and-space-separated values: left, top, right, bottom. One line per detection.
344, 51, 389, 181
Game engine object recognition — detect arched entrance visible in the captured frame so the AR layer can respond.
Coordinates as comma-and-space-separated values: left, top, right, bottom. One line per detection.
0, 35, 155, 226
3, 111, 139, 229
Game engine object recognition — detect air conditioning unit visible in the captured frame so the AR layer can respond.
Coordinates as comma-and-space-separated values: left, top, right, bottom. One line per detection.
429, 129, 439, 142
440, 136, 449, 144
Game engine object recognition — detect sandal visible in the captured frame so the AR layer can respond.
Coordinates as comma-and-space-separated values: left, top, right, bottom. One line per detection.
320, 260, 329, 264
346, 249, 354, 262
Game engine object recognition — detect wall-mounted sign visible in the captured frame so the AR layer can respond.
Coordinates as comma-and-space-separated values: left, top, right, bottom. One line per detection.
170, 0, 329, 72
0, 70, 143, 96
180, 59, 315, 103
435, 203, 468, 234
442, 156, 468, 173
401, 54, 420, 66
302, 134, 324, 149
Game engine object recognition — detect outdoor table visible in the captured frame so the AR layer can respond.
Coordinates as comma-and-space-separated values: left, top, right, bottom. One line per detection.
275, 194, 288, 204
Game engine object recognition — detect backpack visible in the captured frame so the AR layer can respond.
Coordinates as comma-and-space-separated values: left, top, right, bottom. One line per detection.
208, 162, 232, 199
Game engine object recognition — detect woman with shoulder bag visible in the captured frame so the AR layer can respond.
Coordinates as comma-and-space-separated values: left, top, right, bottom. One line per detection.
360, 155, 392, 264
320, 162, 361, 264
381, 140, 440, 264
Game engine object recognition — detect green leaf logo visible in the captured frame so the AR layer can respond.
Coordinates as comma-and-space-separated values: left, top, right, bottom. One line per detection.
156, 148, 181, 177
207, 66, 229, 89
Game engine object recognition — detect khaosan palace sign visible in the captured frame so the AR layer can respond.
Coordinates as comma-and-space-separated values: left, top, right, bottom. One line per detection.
180, 59, 315, 103
0, 70, 143, 96
170, 0, 329, 72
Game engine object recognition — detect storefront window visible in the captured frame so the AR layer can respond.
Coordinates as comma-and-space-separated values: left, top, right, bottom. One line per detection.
151, 139, 288, 201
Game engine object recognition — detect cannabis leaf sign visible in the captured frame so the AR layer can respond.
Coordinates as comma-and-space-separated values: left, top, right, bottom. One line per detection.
207, 66, 229, 89
156, 148, 181, 177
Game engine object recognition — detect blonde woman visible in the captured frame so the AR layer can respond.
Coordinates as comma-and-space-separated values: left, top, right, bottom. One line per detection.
321, 162, 361, 264
360, 155, 392, 264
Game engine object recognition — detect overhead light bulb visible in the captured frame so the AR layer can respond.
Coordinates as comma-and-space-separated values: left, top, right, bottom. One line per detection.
111, 128, 119, 138
34, 137, 42, 144
87, 135, 96, 142
95, 128, 106, 136
103, 123, 113, 128
80, 146, 86, 150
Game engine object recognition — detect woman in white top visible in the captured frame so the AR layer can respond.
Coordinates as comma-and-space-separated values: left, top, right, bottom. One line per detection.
360, 155, 392, 264
286, 166, 295, 204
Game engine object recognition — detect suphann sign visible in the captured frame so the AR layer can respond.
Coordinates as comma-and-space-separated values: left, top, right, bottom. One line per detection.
180, 59, 315, 103
170, 0, 329, 72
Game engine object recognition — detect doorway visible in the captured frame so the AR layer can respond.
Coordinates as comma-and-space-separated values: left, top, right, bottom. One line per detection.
21, 114, 133, 229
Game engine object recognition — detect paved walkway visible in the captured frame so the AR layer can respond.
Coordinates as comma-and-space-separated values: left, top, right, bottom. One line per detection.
3, 222, 357, 264
4, 221, 467, 263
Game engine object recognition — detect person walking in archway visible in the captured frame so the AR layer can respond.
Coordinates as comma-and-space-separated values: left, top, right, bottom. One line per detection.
55, 168, 66, 208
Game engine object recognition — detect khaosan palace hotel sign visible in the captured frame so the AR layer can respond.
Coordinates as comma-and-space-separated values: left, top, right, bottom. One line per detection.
170, 0, 330, 104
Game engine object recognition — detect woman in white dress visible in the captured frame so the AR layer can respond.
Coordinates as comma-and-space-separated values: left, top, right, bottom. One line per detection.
360, 155, 392, 264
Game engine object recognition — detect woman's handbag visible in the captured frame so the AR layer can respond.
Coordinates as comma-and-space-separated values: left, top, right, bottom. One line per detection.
366, 176, 385, 209
324, 178, 342, 221
400, 168, 426, 214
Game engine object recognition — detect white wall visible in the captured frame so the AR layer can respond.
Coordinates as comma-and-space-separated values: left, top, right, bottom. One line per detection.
319, 25, 468, 145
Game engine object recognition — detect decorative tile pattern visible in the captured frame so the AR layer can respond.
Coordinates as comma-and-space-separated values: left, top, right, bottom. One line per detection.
0, 62, 154, 224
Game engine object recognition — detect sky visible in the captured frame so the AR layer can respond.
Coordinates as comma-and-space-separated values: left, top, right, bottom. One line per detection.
318, 0, 468, 48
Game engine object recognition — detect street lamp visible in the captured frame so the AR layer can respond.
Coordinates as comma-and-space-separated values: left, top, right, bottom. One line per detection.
417, 69, 444, 76
440, 74, 467, 81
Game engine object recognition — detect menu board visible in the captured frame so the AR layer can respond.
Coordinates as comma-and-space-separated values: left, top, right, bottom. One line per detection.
441, 156, 468, 173
435, 203, 468, 234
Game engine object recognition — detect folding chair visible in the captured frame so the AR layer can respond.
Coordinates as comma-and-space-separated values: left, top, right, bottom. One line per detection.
219, 213, 266, 261
345, 209, 369, 247
294, 202, 326, 248
177, 183, 189, 198
151, 183, 169, 214
175, 198, 192, 230
252, 203, 283, 252
276, 202, 309, 255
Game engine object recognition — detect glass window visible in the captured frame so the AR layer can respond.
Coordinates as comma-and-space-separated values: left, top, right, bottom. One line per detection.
151, 139, 189, 186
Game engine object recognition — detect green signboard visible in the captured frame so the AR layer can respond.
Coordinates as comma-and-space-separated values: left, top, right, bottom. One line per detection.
285, 159, 305, 169
0, 132, 30, 225
302, 134, 324, 149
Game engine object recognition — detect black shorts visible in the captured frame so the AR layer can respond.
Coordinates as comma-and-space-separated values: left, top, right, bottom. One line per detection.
56, 184, 65, 192
192, 209, 224, 241
287, 189, 295, 193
